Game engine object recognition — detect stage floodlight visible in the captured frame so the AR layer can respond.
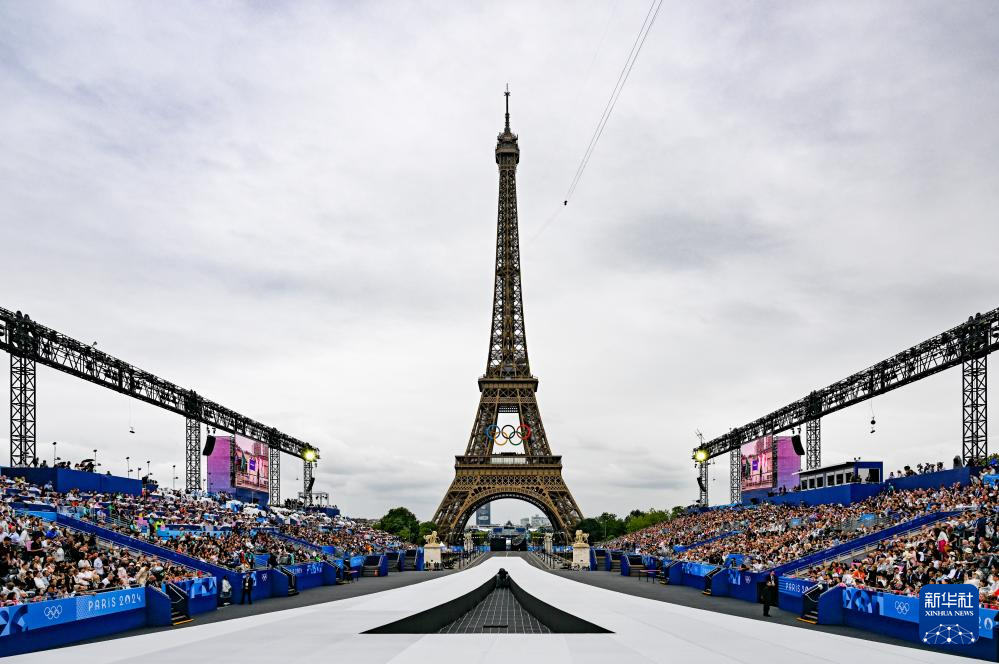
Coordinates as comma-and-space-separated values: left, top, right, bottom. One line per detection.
303, 448, 317, 462
693, 448, 708, 463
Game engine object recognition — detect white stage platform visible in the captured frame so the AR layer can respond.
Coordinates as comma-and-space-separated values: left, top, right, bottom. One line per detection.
11, 556, 963, 664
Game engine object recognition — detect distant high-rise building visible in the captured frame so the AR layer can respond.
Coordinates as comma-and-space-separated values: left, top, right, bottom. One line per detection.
530, 514, 551, 528
520, 517, 531, 527
476, 504, 491, 526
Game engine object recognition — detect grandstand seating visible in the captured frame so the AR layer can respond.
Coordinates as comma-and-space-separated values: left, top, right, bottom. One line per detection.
590, 466, 999, 654
0, 472, 425, 656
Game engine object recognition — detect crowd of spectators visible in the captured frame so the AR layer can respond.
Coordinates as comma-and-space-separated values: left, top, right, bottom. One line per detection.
610, 475, 991, 578
0, 481, 203, 607
791, 481, 999, 605
604, 508, 746, 553
53, 487, 403, 569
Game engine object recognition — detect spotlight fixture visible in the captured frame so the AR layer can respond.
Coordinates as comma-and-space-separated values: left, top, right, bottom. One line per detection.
302, 448, 318, 462
693, 448, 708, 463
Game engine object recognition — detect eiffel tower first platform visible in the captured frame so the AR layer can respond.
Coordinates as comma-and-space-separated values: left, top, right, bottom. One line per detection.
432, 91, 583, 542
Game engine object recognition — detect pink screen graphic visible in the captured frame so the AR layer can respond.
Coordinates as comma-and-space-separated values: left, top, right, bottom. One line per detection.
233, 437, 269, 491
206, 434, 269, 493
740, 436, 800, 492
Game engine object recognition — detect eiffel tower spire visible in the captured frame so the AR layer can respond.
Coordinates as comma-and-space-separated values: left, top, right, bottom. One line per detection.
432, 91, 583, 542
489, 86, 529, 379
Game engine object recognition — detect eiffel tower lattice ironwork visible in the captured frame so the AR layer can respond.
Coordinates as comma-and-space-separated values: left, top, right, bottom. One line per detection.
432, 90, 583, 542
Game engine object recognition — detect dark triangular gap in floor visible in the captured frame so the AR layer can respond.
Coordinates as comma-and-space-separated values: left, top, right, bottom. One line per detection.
363, 569, 611, 634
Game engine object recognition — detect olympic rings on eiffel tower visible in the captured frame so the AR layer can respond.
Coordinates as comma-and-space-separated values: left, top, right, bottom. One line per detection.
484, 423, 532, 446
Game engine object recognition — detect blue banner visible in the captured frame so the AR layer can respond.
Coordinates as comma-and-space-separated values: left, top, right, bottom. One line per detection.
980, 608, 997, 639
285, 562, 324, 576
727, 568, 753, 586
171, 577, 217, 598
842, 587, 883, 614
778, 577, 816, 597
847, 590, 995, 641
682, 562, 716, 578
0, 588, 145, 637
881, 593, 918, 622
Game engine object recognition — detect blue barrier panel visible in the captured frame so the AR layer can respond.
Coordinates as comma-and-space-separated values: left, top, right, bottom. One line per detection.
680, 562, 718, 588
886, 467, 974, 492
268, 568, 289, 597
322, 561, 340, 585
777, 577, 817, 614
711, 568, 731, 597
0, 587, 150, 657
146, 585, 173, 627
817, 585, 845, 625
285, 562, 325, 591
1, 466, 144, 495
818, 586, 998, 660
745, 484, 883, 507
728, 570, 766, 602
172, 577, 218, 615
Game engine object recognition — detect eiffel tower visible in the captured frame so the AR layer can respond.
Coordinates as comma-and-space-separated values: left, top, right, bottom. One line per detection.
432, 90, 583, 542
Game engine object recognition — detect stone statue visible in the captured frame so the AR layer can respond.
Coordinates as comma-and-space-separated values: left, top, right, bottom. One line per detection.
424, 530, 440, 546
574, 529, 589, 545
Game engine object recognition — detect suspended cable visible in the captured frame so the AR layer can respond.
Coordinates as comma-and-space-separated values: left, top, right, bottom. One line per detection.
563, 0, 664, 204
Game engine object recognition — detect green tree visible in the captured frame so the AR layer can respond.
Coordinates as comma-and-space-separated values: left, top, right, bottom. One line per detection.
375, 507, 421, 543
624, 508, 671, 533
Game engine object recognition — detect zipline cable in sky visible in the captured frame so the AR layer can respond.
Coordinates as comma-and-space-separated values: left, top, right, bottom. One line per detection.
564, 0, 664, 204
530, 0, 663, 244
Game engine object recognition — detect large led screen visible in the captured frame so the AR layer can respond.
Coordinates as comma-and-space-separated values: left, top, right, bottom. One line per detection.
740, 436, 801, 492
206, 434, 269, 494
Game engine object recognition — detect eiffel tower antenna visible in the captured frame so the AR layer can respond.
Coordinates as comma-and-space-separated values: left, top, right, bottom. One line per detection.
432, 93, 584, 542
504, 84, 511, 132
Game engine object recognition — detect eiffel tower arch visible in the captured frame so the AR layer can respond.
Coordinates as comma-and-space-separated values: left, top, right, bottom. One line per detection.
432, 90, 583, 542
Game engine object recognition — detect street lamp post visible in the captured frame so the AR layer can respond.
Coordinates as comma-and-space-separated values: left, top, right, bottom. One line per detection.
93, 449, 98, 469
172, 464, 177, 490
52, 442, 57, 465
126, 456, 131, 478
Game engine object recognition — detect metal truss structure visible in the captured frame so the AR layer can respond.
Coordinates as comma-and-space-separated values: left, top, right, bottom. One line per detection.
729, 448, 740, 504
698, 460, 709, 506
269, 445, 281, 505
693, 309, 998, 464
9, 353, 36, 467
185, 417, 200, 490
302, 460, 314, 505
1, 308, 319, 497
806, 418, 821, 470
433, 92, 583, 542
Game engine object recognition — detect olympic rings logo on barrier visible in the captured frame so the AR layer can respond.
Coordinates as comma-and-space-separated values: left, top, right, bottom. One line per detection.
483, 423, 532, 446
43, 606, 63, 620
895, 601, 910, 615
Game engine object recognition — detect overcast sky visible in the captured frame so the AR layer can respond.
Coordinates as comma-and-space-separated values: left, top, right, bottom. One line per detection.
1, 1, 997, 525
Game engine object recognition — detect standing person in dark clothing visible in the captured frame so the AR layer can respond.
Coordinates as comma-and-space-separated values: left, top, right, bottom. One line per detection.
762, 570, 778, 617
239, 572, 255, 605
